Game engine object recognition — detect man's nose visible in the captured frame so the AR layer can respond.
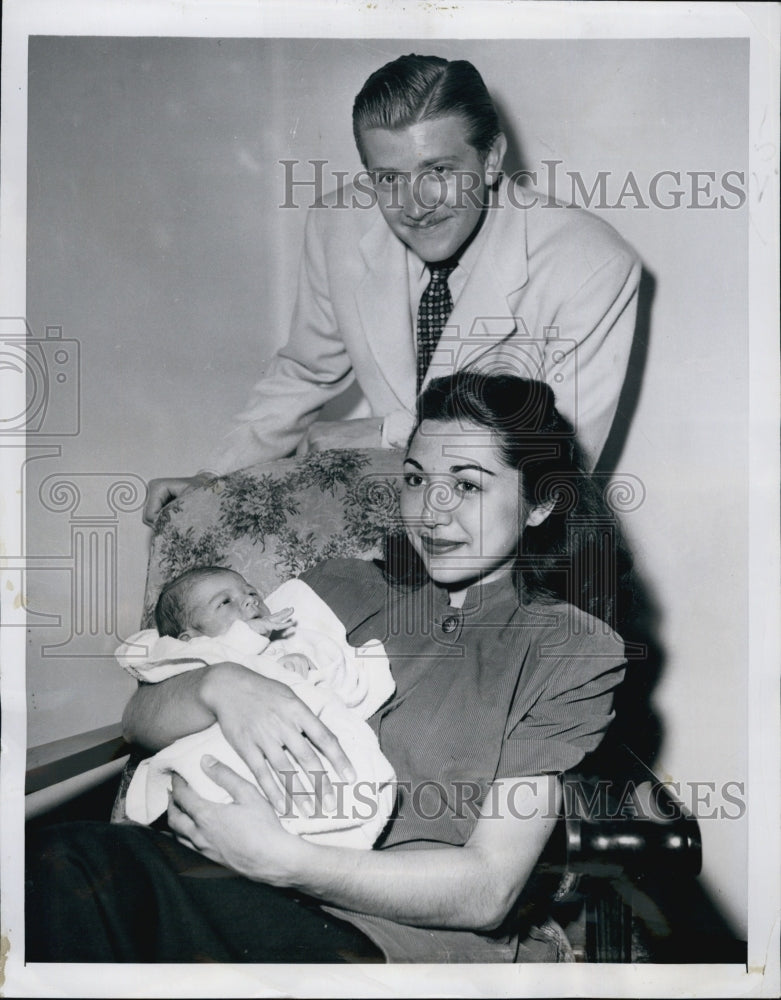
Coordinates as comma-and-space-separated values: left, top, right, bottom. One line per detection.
401, 178, 439, 221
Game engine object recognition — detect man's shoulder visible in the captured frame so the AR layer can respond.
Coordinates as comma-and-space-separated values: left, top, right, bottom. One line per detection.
306, 183, 384, 241
498, 177, 640, 269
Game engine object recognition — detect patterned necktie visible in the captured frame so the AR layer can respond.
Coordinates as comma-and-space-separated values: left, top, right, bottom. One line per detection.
416, 264, 457, 394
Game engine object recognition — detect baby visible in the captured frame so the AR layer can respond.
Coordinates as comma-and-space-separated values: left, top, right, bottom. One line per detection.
153, 566, 314, 676
116, 566, 396, 849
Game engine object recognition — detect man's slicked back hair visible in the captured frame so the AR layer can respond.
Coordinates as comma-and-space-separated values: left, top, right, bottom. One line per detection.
352, 54, 502, 162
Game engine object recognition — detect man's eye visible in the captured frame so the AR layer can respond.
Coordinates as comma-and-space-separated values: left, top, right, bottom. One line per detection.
376, 171, 398, 185
431, 165, 452, 176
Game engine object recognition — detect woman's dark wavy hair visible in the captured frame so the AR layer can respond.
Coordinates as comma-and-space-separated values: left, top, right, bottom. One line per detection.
384, 371, 636, 631
352, 54, 502, 164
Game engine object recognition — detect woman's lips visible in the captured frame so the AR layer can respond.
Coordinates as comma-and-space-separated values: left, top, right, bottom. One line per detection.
419, 536, 464, 555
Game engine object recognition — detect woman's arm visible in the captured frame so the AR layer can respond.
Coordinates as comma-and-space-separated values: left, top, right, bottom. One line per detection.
123, 663, 356, 813
169, 761, 560, 932
122, 667, 215, 749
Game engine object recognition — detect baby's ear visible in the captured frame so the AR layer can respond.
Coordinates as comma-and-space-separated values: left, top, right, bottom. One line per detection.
178, 630, 194, 642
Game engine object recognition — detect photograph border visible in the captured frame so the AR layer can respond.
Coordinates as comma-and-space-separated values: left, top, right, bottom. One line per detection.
1, 2, 778, 997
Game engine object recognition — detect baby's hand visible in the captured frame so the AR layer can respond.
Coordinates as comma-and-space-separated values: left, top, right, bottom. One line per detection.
248, 607, 296, 638
279, 653, 314, 679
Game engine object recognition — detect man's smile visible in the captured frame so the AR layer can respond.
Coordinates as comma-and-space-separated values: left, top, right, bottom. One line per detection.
405, 216, 449, 230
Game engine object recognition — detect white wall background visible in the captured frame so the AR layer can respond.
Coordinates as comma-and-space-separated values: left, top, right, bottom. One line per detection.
24, 36, 748, 936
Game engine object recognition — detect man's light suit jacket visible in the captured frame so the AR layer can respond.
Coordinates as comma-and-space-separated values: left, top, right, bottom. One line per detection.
208, 178, 641, 473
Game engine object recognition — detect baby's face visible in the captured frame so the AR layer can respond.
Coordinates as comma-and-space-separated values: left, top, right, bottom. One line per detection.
182, 570, 271, 638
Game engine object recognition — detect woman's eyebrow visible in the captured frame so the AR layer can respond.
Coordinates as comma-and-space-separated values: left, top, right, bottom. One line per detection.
449, 463, 495, 476
403, 457, 496, 475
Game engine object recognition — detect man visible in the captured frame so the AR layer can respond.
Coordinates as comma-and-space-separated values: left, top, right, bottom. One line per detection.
144, 54, 640, 525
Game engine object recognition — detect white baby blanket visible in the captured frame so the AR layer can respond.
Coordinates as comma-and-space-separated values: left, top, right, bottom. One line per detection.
116, 579, 395, 848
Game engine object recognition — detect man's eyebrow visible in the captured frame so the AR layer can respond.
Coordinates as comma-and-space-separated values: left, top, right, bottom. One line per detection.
418, 156, 460, 168
369, 157, 459, 173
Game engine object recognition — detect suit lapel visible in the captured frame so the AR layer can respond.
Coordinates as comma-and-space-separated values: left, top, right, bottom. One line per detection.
355, 179, 536, 403
425, 183, 534, 386
356, 215, 417, 411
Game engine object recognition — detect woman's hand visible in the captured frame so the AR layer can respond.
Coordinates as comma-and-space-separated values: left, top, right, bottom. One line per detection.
200, 662, 356, 814
169, 769, 562, 934
167, 761, 302, 884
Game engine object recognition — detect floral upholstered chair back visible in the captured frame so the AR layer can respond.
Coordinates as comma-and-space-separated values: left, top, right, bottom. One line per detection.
111, 449, 403, 823
142, 449, 404, 626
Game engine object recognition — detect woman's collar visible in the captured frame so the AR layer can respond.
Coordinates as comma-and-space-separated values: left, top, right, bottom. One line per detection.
428, 571, 519, 613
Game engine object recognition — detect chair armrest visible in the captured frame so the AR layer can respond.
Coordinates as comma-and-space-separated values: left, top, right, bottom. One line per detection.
25, 724, 130, 821
26, 723, 129, 793
561, 772, 702, 878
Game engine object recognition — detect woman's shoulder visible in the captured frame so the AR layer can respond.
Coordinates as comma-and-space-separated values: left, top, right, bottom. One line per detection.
522, 598, 626, 660
300, 556, 384, 588
299, 558, 388, 626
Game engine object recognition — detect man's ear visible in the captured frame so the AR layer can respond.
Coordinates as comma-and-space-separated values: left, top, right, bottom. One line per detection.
525, 499, 556, 529
483, 132, 507, 187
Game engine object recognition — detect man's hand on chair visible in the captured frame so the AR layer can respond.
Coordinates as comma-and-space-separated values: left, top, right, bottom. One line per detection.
143, 473, 214, 527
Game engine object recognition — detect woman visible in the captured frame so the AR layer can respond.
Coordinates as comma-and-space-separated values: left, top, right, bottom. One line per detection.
27, 372, 629, 963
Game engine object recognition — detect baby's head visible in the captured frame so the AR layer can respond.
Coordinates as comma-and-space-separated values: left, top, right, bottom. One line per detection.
155, 566, 271, 640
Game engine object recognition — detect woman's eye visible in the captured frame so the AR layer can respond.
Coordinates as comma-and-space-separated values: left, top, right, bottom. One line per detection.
455, 480, 481, 495
403, 473, 424, 488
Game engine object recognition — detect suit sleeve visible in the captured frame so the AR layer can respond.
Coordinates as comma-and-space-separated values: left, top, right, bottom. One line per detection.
206, 208, 357, 474
544, 246, 641, 469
